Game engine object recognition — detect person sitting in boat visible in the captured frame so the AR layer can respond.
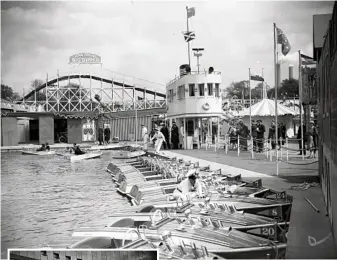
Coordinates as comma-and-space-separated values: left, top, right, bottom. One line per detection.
173, 170, 204, 201
72, 143, 86, 155
36, 144, 46, 151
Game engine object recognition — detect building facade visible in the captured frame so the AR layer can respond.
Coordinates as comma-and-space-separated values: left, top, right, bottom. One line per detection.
315, 2, 337, 249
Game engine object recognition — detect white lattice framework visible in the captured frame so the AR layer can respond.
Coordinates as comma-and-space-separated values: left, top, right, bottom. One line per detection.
18, 67, 167, 113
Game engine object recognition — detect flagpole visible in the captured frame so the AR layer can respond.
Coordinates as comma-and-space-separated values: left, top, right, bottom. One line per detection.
262, 68, 264, 99
299, 50, 304, 160
186, 6, 191, 69
249, 68, 253, 159
273, 22, 279, 175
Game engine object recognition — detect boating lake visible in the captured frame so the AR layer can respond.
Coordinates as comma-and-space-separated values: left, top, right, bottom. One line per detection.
1, 151, 128, 259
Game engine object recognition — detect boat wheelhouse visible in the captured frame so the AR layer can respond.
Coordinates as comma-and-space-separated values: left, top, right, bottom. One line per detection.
166, 65, 223, 150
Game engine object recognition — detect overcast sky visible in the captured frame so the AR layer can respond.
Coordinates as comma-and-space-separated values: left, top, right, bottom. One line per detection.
1, 0, 334, 95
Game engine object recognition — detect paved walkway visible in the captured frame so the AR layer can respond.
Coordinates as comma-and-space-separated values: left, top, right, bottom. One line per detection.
157, 149, 336, 259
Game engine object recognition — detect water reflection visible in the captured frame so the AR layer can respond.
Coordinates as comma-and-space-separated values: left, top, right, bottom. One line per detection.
1, 151, 126, 258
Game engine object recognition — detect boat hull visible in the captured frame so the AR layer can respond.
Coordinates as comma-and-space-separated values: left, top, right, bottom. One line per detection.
21, 150, 56, 156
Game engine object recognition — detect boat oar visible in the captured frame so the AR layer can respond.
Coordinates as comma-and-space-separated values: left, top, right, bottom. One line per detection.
304, 197, 320, 213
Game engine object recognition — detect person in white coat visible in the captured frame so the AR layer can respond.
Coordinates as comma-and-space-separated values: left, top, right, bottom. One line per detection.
150, 128, 166, 153
173, 169, 204, 201
141, 124, 149, 151
180, 123, 185, 149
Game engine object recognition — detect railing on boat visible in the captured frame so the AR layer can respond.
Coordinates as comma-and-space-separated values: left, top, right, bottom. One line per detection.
166, 71, 222, 86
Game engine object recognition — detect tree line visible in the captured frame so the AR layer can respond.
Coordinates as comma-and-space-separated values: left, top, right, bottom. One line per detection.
224, 78, 300, 100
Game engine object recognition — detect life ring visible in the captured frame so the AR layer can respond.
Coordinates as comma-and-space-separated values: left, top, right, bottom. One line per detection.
202, 103, 210, 110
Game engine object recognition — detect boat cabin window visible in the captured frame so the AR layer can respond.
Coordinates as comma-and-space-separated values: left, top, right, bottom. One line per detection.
207, 83, 213, 96
215, 83, 220, 97
178, 85, 185, 100
65, 256, 71, 260
189, 84, 195, 96
53, 253, 60, 259
168, 89, 174, 102
41, 251, 47, 256
198, 84, 205, 96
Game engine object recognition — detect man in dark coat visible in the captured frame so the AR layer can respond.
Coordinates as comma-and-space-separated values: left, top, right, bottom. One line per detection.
297, 124, 307, 155
251, 120, 257, 151
238, 121, 249, 151
268, 120, 276, 149
98, 128, 104, 145
255, 120, 265, 152
104, 127, 111, 144
160, 123, 170, 149
277, 122, 286, 147
170, 121, 179, 149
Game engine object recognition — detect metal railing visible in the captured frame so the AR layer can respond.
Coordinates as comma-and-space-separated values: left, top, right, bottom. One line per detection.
166, 71, 221, 86
13, 100, 167, 113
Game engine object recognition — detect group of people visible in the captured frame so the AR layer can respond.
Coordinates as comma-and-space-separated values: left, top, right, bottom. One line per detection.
36, 143, 51, 152
297, 121, 318, 158
227, 120, 266, 152
141, 121, 185, 153
65, 143, 86, 155
98, 127, 111, 145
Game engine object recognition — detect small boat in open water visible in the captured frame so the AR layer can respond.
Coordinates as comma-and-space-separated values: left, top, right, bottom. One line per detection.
56, 151, 103, 162
21, 150, 56, 156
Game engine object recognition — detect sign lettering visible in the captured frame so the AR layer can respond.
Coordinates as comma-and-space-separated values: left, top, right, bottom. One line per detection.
69, 53, 102, 64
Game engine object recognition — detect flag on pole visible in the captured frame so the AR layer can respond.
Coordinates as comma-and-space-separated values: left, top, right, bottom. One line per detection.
300, 54, 316, 65
187, 7, 196, 18
183, 31, 195, 42
250, 75, 264, 82
276, 27, 291, 56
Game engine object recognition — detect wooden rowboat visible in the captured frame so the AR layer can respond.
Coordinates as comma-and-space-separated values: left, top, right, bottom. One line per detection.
56, 151, 103, 162
21, 150, 56, 156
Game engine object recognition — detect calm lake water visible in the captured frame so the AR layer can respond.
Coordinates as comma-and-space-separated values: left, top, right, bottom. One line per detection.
1, 151, 128, 258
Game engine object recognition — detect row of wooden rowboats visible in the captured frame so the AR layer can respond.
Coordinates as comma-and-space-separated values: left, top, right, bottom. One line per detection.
47, 151, 293, 259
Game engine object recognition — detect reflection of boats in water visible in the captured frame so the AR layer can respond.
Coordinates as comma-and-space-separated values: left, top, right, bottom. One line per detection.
21, 150, 56, 156
56, 151, 103, 162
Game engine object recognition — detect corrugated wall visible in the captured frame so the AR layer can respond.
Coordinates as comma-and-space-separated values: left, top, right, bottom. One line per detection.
109, 115, 153, 141
10, 251, 157, 260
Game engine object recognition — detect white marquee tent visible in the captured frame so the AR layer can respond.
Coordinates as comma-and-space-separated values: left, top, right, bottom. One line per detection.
238, 98, 299, 137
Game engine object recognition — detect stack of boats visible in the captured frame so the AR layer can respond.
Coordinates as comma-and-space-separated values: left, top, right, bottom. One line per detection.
48, 154, 293, 259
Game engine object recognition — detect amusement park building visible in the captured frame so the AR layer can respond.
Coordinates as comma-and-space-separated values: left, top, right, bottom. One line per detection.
1, 68, 167, 146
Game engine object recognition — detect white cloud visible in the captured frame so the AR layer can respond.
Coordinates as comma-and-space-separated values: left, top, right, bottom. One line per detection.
1, 1, 335, 95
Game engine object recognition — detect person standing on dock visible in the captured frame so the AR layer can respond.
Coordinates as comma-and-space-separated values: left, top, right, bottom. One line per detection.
141, 124, 149, 151
251, 120, 257, 151
160, 123, 170, 149
150, 128, 166, 153
255, 120, 265, 153
171, 121, 179, 149
180, 123, 185, 149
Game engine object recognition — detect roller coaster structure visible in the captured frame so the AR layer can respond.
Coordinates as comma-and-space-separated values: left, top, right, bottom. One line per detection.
17, 67, 167, 113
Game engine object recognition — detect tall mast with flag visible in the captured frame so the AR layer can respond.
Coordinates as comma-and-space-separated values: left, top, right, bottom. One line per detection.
184, 6, 196, 68
273, 23, 291, 175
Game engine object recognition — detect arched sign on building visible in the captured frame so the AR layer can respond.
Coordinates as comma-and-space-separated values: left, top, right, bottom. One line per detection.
69, 53, 102, 64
